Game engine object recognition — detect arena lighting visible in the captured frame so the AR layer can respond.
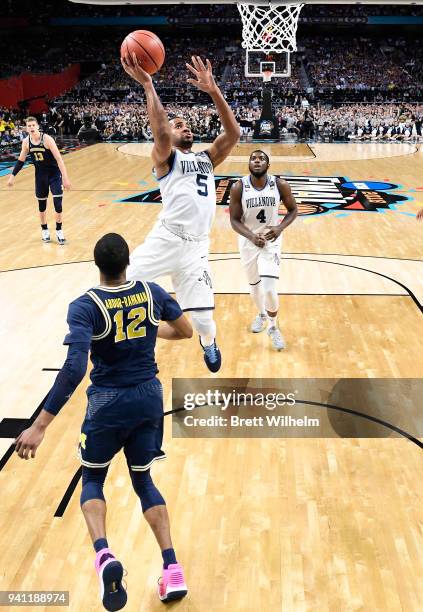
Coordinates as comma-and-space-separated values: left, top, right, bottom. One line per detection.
68, 0, 423, 5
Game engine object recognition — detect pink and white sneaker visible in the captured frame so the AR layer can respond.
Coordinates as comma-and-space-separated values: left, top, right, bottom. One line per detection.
95, 548, 127, 611
157, 563, 188, 603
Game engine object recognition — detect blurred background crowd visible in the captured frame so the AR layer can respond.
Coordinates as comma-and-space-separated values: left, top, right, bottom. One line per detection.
0, 0, 422, 146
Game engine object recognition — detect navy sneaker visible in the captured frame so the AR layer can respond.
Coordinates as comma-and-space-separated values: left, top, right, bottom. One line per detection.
95, 549, 127, 611
200, 338, 222, 373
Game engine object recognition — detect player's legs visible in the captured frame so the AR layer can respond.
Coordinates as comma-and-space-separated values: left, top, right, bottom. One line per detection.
35, 173, 50, 241
50, 171, 65, 244
258, 246, 286, 350
250, 281, 268, 332
123, 379, 187, 602
239, 239, 267, 333
128, 466, 187, 600
80, 467, 127, 612
172, 241, 221, 372
127, 222, 184, 281
79, 392, 129, 611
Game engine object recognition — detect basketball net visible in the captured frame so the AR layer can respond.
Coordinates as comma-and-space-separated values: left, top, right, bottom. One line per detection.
237, 2, 304, 53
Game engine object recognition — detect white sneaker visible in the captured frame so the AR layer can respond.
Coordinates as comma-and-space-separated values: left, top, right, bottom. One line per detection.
56, 229, 66, 245
250, 314, 268, 333
41, 229, 50, 242
268, 327, 286, 350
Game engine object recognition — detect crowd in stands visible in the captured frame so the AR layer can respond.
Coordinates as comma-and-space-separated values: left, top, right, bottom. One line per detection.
272, 104, 423, 141
2, 101, 422, 147
0, 109, 22, 146
44, 31, 421, 109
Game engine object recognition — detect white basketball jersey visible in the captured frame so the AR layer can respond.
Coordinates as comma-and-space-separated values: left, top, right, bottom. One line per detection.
157, 149, 216, 239
240, 174, 280, 233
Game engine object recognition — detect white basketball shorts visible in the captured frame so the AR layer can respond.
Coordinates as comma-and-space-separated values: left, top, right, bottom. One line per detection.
127, 221, 214, 312
239, 235, 282, 285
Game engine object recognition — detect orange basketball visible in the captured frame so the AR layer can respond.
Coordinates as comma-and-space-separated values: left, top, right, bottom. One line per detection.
121, 30, 165, 75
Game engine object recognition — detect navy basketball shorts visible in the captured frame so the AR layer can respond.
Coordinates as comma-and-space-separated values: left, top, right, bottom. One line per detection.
35, 169, 63, 199
78, 378, 166, 472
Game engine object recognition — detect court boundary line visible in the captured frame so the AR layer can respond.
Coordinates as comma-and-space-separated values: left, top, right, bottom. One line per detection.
208, 255, 423, 315
1, 250, 422, 274
1, 255, 421, 313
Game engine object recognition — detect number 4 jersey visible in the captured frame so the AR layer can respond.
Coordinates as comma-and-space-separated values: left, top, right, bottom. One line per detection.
156, 149, 216, 239
238, 175, 283, 285
240, 174, 281, 236
63, 280, 183, 387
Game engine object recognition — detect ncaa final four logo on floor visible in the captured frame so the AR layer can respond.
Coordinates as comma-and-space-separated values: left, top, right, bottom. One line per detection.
119, 175, 412, 218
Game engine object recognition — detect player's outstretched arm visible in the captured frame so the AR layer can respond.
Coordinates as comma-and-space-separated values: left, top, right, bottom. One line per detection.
186, 56, 240, 167
264, 179, 298, 242
158, 314, 193, 340
7, 138, 29, 187
14, 342, 89, 460
121, 53, 172, 166
44, 134, 71, 190
229, 180, 266, 248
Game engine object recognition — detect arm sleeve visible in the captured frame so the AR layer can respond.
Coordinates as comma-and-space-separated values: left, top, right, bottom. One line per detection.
148, 282, 184, 322
12, 160, 24, 175
43, 342, 89, 415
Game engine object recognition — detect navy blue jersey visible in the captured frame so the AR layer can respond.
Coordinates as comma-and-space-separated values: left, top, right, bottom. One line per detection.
64, 280, 182, 387
28, 133, 59, 172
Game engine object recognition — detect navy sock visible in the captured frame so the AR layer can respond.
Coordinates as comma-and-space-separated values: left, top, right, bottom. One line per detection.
41, 224, 48, 230
162, 548, 177, 569
56, 222, 62, 231
94, 537, 108, 553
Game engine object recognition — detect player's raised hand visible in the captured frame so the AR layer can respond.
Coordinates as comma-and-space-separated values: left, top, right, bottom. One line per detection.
264, 225, 282, 242
121, 52, 152, 87
14, 425, 45, 460
186, 56, 218, 94
7, 175, 14, 188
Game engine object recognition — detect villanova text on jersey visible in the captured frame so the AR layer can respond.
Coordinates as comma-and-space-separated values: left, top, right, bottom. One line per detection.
180, 158, 214, 176
244, 195, 277, 209
157, 149, 217, 237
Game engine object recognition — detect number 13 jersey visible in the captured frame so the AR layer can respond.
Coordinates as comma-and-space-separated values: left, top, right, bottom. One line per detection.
157, 149, 216, 239
240, 174, 280, 235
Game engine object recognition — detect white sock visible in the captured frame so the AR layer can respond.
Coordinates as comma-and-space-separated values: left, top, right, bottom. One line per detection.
200, 334, 215, 348
268, 315, 278, 329
191, 312, 216, 348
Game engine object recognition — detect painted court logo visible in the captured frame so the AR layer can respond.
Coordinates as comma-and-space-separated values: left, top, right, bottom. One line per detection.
120, 175, 410, 217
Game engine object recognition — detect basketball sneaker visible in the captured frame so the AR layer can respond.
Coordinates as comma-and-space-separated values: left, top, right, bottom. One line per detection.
200, 338, 222, 373
41, 229, 50, 242
56, 229, 66, 245
250, 314, 267, 333
268, 327, 286, 351
95, 548, 127, 612
157, 563, 188, 603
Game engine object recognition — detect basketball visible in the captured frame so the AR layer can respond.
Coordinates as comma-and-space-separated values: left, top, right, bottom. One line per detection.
120, 30, 165, 75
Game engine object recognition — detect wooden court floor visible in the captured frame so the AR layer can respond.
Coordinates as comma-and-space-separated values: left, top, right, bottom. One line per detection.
0, 142, 422, 611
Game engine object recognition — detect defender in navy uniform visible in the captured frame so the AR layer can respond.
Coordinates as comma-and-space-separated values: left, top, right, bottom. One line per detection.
8, 116, 71, 244
15, 234, 192, 611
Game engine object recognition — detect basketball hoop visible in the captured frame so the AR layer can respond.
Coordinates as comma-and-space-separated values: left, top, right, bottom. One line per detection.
237, 2, 304, 53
